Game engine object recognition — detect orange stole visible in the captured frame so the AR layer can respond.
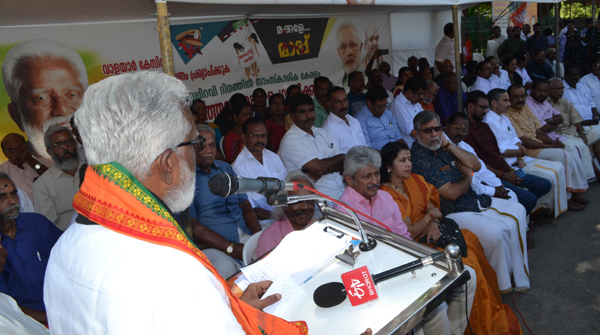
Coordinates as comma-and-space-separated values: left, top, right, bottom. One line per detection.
73, 163, 308, 335
381, 174, 522, 335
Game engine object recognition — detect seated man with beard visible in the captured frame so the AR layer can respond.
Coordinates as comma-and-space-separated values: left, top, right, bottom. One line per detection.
255, 171, 316, 258
335, 146, 476, 335
419, 81, 438, 112
33, 126, 82, 231
0, 172, 62, 325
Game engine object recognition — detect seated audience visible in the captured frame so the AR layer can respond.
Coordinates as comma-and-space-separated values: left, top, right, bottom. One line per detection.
471, 60, 500, 94
545, 48, 564, 78
419, 81, 438, 112
214, 93, 246, 135
514, 51, 533, 90
580, 56, 600, 110
379, 61, 397, 92
355, 86, 404, 151
223, 99, 253, 163
563, 65, 600, 131
279, 94, 345, 198
407, 56, 419, 77
322, 87, 367, 154
506, 85, 589, 211
462, 60, 478, 88
191, 99, 225, 161
312, 77, 331, 127
0, 134, 48, 202
284, 85, 301, 131
410, 111, 529, 293
433, 72, 465, 125
251, 88, 267, 119
0, 172, 62, 325
502, 56, 524, 88
547, 77, 600, 172
418, 57, 431, 75
526, 49, 555, 80
232, 118, 288, 221
433, 59, 454, 88
255, 171, 315, 258
392, 67, 413, 97
379, 142, 524, 335
336, 146, 476, 335
263, 93, 287, 153
347, 71, 366, 116
190, 125, 262, 279
391, 76, 427, 147
365, 69, 394, 105
464, 90, 552, 215
33, 126, 81, 231
487, 56, 510, 89
420, 67, 433, 81
526, 80, 595, 182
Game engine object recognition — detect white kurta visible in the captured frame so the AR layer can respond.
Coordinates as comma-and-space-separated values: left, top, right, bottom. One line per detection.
321, 112, 367, 154
44, 223, 246, 334
391, 93, 424, 147
563, 80, 596, 121
580, 73, 600, 111
470, 76, 500, 94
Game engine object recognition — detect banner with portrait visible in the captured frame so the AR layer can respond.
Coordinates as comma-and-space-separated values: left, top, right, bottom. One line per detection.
0, 14, 391, 162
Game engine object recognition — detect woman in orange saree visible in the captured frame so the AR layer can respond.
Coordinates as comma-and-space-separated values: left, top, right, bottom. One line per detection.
379, 141, 522, 335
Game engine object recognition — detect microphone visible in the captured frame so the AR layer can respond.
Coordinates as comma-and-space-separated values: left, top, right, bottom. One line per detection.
313, 252, 446, 308
208, 172, 296, 197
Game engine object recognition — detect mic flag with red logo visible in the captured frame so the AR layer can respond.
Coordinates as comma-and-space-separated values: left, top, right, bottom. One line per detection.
341, 266, 378, 306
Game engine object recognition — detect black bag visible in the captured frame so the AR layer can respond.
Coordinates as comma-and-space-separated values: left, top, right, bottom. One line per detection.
419, 217, 468, 257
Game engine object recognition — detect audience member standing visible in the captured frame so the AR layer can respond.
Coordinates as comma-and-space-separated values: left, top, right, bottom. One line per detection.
497, 26, 525, 60
434, 23, 455, 77
524, 23, 548, 57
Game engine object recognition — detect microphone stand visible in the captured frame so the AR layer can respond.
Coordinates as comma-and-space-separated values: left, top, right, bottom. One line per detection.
269, 194, 377, 252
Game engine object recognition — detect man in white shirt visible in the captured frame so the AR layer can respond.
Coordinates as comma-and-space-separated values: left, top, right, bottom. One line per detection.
33, 126, 81, 231
580, 56, 600, 111
471, 60, 500, 94
487, 56, 511, 89
391, 76, 427, 147
434, 23, 455, 77
484, 88, 569, 216
514, 51, 533, 89
279, 94, 346, 199
44, 71, 304, 335
232, 117, 288, 221
322, 86, 367, 154
0, 134, 49, 201
563, 65, 600, 126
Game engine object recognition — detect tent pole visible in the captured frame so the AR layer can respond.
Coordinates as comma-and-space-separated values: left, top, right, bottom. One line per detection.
156, 1, 175, 76
555, 3, 561, 77
593, 0, 597, 26
452, 5, 463, 114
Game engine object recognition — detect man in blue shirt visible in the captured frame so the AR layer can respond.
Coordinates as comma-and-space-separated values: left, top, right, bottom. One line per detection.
433, 72, 466, 125
0, 172, 62, 325
347, 71, 366, 116
526, 49, 555, 80
524, 23, 548, 58
190, 125, 261, 279
355, 85, 404, 151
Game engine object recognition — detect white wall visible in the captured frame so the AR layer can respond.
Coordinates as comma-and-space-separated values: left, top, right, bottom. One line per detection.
389, 10, 459, 75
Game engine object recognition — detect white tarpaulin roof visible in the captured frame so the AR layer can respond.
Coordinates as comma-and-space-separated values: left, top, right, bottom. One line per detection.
1, 0, 561, 28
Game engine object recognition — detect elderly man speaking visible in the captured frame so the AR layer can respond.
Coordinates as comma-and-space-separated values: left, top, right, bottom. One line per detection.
43, 72, 312, 334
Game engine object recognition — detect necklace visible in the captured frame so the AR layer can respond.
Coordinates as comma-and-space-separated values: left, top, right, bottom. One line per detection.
388, 182, 407, 197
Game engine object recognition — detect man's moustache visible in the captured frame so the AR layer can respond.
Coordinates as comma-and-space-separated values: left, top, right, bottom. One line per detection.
61, 150, 76, 159
367, 183, 380, 190
341, 108, 349, 113
255, 142, 266, 147
305, 118, 315, 123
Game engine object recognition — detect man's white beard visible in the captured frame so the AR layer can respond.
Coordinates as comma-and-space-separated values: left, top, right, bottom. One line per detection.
164, 154, 196, 213
22, 114, 74, 159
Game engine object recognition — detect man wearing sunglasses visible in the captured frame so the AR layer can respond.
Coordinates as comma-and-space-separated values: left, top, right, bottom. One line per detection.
33, 125, 81, 230
411, 111, 531, 293
232, 117, 288, 221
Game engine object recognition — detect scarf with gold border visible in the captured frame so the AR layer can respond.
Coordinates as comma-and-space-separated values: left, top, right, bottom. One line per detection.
73, 162, 308, 335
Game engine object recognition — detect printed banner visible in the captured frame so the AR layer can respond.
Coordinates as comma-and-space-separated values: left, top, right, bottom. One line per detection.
492, 2, 538, 35
0, 15, 390, 163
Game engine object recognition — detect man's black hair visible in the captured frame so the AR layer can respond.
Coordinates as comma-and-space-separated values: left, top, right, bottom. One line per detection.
242, 117, 266, 135
289, 94, 314, 114
447, 112, 469, 126
404, 76, 427, 94
366, 85, 388, 103
444, 23, 453, 36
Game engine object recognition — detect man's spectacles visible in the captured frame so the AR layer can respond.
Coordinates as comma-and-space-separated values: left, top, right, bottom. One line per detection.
451, 125, 470, 135
550, 86, 565, 90
375, 102, 389, 111
51, 139, 76, 149
416, 125, 443, 134
475, 104, 489, 111
248, 133, 268, 140
177, 136, 205, 151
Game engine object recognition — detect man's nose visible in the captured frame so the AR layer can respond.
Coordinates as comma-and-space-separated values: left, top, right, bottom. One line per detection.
52, 95, 76, 116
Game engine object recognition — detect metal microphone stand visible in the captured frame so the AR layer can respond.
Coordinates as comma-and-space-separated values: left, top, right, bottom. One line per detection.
268, 194, 377, 251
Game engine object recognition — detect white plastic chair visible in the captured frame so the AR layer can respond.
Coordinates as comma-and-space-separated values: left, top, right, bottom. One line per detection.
243, 231, 263, 266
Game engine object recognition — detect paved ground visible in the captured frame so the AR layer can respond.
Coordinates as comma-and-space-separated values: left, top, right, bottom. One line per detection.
501, 181, 600, 334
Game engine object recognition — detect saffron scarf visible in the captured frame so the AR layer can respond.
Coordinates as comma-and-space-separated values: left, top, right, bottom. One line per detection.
73, 162, 308, 335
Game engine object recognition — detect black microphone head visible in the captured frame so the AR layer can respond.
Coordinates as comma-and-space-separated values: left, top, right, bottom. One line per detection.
313, 282, 347, 308
208, 172, 239, 197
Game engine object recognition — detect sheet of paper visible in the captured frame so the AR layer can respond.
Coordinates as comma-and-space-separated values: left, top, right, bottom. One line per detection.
262, 274, 305, 317
241, 222, 351, 285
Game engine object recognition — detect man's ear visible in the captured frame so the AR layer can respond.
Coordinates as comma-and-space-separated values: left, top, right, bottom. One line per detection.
7, 103, 23, 131
344, 174, 354, 187
154, 148, 177, 186
411, 129, 418, 140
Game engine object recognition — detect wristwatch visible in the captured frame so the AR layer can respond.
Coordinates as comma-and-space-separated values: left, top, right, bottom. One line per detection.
34, 163, 41, 170
226, 242, 235, 255
548, 118, 554, 125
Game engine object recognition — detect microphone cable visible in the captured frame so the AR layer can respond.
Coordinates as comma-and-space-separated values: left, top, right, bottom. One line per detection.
464, 282, 476, 335
512, 292, 534, 335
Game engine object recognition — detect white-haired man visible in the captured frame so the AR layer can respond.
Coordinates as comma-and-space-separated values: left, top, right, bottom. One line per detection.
43, 72, 313, 334
2, 40, 89, 159
336, 146, 476, 335
337, 23, 363, 87
33, 126, 81, 231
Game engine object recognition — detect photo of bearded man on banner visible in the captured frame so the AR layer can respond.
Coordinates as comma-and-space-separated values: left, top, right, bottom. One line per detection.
2, 39, 88, 160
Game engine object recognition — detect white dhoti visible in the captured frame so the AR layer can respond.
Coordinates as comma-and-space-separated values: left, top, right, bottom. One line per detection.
523, 159, 568, 218
537, 148, 588, 193
447, 199, 529, 292
562, 137, 595, 182
414, 265, 477, 335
